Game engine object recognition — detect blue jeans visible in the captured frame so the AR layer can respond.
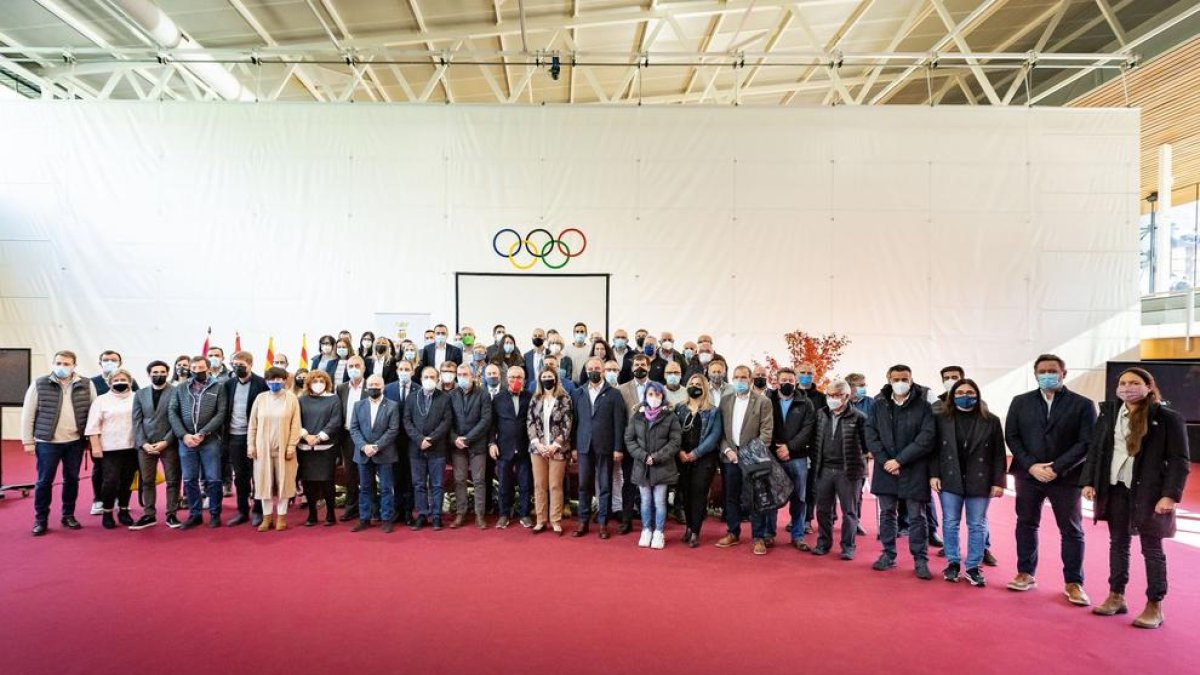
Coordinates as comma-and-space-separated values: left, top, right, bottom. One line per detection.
358, 462, 395, 523
33, 440, 85, 523
638, 484, 668, 531
781, 458, 809, 540
180, 438, 223, 519
939, 491, 989, 569
410, 453, 445, 518
496, 453, 533, 518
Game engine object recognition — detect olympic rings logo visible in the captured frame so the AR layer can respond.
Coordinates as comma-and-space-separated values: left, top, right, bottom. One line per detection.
492, 228, 588, 270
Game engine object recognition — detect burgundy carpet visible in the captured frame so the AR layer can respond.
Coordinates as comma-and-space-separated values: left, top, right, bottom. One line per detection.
1, 439, 1197, 675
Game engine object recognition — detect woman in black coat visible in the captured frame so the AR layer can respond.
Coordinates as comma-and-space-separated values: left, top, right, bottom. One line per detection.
297, 371, 344, 526
624, 381, 681, 550
1082, 367, 1189, 629
929, 379, 1006, 587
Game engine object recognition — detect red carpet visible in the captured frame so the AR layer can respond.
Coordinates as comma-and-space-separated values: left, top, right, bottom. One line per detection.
1, 439, 1198, 675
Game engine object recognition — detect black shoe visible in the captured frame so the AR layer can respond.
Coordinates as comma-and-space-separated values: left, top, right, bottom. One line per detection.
943, 562, 961, 583
687, 535, 700, 549
102, 512, 117, 530
165, 514, 182, 529
872, 555, 897, 571
811, 547, 830, 556
324, 516, 336, 527
351, 521, 371, 533
431, 517, 443, 531
410, 515, 427, 531
572, 524, 590, 538
982, 549, 998, 567
61, 516, 82, 530
840, 551, 855, 561
937, 548, 947, 557
180, 515, 204, 530
929, 533, 944, 548
856, 524, 866, 536
617, 520, 632, 535
965, 567, 986, 587
382, 521, 395, 534
207, 517, 222, 528
305, 514, 318, 527
250, 512, 264, 528
32, 522, 48, 536
339, 508, 359, 522
915, 562, 933, 580
130, 514, 157, 530
116, 509, 134, 526
681, 528, 693, 543
227, 513, 249, 527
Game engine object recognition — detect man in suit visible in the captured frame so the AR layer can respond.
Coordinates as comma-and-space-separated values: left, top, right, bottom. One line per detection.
130, 360, 179, 529
420, 323, 463, 372
336, 356, 368, 521
1004, 354, 1096, 604
490, 366, 533, 528
523, 327, 548, 383
349, 375, 401, 533
384, 359, 419, 525
88, 349, 140, 516
768, 368, 816, 550
685, 335, 725, 382
222, 351, 268, 527
649, 332, 687, 384
609, 328, 635, 384
715, 365, 775, 554
570, 357, 628, 539
484, 324, 508, 363
705, 359, 735, 408
450, 363, 492, 529
404, 366, 454, 530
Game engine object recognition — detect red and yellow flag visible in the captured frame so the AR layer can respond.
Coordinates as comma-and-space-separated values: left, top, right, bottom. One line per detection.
201, 326, 211, 356
234, 331, 242, 353
265, 336, 275, 373
300, 334, 309, 366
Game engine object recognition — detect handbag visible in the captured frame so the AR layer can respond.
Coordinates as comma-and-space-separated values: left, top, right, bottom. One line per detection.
738, 437, 793, 513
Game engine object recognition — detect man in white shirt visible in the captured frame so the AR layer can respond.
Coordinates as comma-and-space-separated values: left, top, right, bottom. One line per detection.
336, 356, 367, 521
715, 365, 774, 554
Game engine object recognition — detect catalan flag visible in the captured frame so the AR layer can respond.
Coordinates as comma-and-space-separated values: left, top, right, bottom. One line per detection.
300, 334, 309, 367
234, 331, 242, 353
265, 336, 275, 373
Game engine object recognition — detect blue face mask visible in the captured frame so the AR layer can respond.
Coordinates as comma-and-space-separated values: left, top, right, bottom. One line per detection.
683, 348, 694, 360
397, 372, 412, 384
404, 350, 416, 361
52, 365, 72, 379
954, 395, 978, 409
604, 372, 619, 386
208, 356, 222, 370
798, 374, 814, 387
1037, 373, 1061, 390
473, 352, 485, 362
457, 376, 472, 390
485, 375, 500, 388
665, 374, 681, 387
855, 386, 868, 399
733, 381, 750, 395
503, 343, 514, 354
643, 344, 655, 357
613, 338, 627, 349
435, 335, 447, 346
267, 382, 284, 393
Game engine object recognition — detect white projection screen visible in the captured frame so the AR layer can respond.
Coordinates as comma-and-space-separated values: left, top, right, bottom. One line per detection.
456, 274, 608, 348
0, 102, 1140, 435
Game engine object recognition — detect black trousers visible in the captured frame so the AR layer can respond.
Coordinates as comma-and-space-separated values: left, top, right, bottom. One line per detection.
680, 453, 717, 535
804, 466, 818, 522
99, 449, 138, 510
395, 443, 414, 522
816, 469, 861, 554
90, 453, 106, 504
577, 451, 614, 524
617, 451, 638, 523
1106, 483, 1168, 601
226, 435, 262, 516
1014, 473, 1084, 584
339, 434, 360, 514
304, 480, 337, 521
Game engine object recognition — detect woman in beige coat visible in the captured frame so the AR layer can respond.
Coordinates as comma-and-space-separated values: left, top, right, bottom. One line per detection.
248, 367, 302, 531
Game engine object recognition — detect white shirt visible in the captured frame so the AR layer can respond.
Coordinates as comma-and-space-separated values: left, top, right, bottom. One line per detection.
84, 392, 135, 451
434, 347, 448, 369
588, 383, 603, 406
1110, 405, 1135, 487
369, 397, 383, 428
541, 397, 556, 445
1041, 390, 1055, 416
732, 394, 750, 445
344, 380, 364, 429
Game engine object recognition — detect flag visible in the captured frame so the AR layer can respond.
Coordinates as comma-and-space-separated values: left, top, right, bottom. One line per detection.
265, 336, 275, 373
300, 334, 309, 366
234, 331, 242, 353
201, 326, 211, 357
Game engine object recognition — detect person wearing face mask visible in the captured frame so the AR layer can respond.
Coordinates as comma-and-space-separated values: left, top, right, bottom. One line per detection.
1082, 367, 1190, 629
528, 355, 576, 396
715, 365, 775, 554
490, 334, 524, 372
608, 329, 635, 384
311, 335, 339, 378
681, 340, 698, 367
562, 322, 591, 382
750, 365, 771, 396
349, 374, 401, 533
332, 337, 354, 384
22, 350, 97, 536
481, 364, 504, 400
662, 361, 688, 406
167, 356, 229, 530
357, 331, 376, 360
792, 362, 826, 539
422, 329, 435, 348
171, 355, 192, 384
397, 340, 420, 371
864, 364, 936, 578
640, 334, 659, 363
673, 374, 723, 548
458, 326, 478, 355
437, 361, 458, 393
933, 366, 965, 411
769, 368, 817, 551
570, 357, 629, 539
221, 351, 269, 528
575, 338, 613, 386
929, 379, 1006, 587
524, 328, 549, 384
684, 335, 725, 382
85, 369, 139, 530
466, 345, 489, 381
928, 365, 983, 562
634, 329, 649, 350
247, 367, 302, 532
811, 380, 869, 560
297, 370, 343, 527
206, 346, 230, 383
404, 367, 453, 530
87, 350, 139, 516
846, 373, 874, 417
291, 368, 309, 396
384, 359, 420, 526
625, 381, 682, 550
484, 324, 508, 363
527, 367, 574, 535
130, 361, 181, 530
490, 366, 534, 528
336, 356, 369, 522
449, 364, 493, 529
420, 324, 462, 371
1004, 354, 1096, 603
602, 360, 623, 389
540, 334, 574, 386
613, 353, 657, 533
365, 337, 398, 384
705, 361, 735, 408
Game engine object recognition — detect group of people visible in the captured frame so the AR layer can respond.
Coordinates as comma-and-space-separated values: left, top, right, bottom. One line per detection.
18, 323, 1191, 630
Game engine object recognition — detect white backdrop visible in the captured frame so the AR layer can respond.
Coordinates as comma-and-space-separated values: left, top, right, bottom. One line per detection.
0, 102, 1139, 436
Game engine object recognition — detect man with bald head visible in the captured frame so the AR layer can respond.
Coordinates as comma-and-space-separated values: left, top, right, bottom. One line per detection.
490, 366, 534, 528
349, 374, 401, 533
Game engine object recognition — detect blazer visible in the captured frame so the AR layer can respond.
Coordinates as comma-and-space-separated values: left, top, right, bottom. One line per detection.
490, 389, 532, 460
769, 390, 817, 460
930, 411, 1007, 497
364, 356, 398, 384
523, 348, 547, 384
718, 391, 774, 463
571, 383, 628, 455
222, 374, 269, 442
673, 403, 723, 459
609, 349, 635, 384
1005, 386, 1096, 483
1080, 401, 1190, 538
132, 384, 176, 449
526, 393, 573, 457
450, 386, 493, 456
309, 355, 340, 379
420, 343, 463, 372
864, 384, 936, 500
349, 397, 401, 464
403, 388, 453, 457
617, 379, 652, 416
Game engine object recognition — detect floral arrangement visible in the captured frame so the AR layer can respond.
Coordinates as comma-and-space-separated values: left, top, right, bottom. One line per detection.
753, 331, 851, 392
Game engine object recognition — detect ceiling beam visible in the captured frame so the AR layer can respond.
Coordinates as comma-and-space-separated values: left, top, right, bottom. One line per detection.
778, 0, 874, 105
406, 0, 453, 102
853, 0, 932, 104
1093, 0, 1128, 46
928, 0, 1000, 104
227, 0, 323, 100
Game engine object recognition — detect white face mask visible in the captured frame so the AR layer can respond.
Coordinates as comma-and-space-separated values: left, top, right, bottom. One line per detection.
698, 352, 713, 364
310, 381, 327, 395
892, 381, 912, 396
421, 378, 437, 392
100, 361, 119, 374
943, 378, 959, 392
826, 396, 846, 411
661, 341, 673, 351
549, 343, 563, 355
440, 371, 455, 384
321, 345, 332, 355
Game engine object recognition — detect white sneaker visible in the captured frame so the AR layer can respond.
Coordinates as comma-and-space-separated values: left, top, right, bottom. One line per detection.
651, 531, 665, 549
638, 528, 652, 548
90, 501, 103, 516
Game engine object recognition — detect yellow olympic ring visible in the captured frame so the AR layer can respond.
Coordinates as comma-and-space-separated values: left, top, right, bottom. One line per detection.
507, 239, 539, 270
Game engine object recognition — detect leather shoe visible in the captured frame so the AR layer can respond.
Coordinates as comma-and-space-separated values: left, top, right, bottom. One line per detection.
811, 547, 830, 556
1092, 592, 1128, 616
753, 539, 768, 555
598, 525, 610, 540
982, 549, 998, 567
681, 528, 693, 543
227, 513, 250, 527
250, 512, 264, 528
1065, 583, 1091, 606
687, 535, 699, 548
351, 521, 371, 532
431, 517, 443, 531
792, 540, 812, 552
450, 514, 465, 529
929, 533, 944, 548
1133, 601, 1163, 629
410, 515, 427, 531
714, 534, 740, 548
61, 516, 82, 530
382, 521, 395, 533
617, 520, 632, 535
1006, 573, 1037, 591
572, 524, 590, 538
339, 509, 359, 522
32, 522, 47, 536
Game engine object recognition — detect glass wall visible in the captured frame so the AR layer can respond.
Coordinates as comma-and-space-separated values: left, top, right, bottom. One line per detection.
1141, 182, 1200, 296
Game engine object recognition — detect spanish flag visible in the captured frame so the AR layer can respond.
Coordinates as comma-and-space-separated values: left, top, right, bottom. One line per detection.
265, 336, 275, 373
234, 331, 242, 353
300, 334, 309, 367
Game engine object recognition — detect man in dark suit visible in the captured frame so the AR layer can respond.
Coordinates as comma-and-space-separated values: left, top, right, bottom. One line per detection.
484, 324, 508, 363
130, 360, 178, 529
768, 368, 816, 550
570, 357, 629, 539
336, 356, 368, 521
384, 360, 419, 525
1004, 354, 1096, 604
608, 328, 635, 384
450, 363, 493, 529
523, 328, 548, 385
715, 365, 775, 554
222, 351, 268, 527
420, 323, 463, 372
404, 366, 453, 530
490, 365, 533, 528
349, 375, 401, 533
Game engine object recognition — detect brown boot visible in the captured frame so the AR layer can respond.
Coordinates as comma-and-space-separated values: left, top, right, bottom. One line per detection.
257, 515, 274, 532
1132, 601, 1164, 629
753, 539, 768, 556
1092, 592, 1128, 616
1065, 583, 1091, 607
450, 514, 465, 529
275, 514, 287, 531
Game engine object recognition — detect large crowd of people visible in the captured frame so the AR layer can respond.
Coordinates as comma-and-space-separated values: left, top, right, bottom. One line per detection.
17, 323, 1191, 629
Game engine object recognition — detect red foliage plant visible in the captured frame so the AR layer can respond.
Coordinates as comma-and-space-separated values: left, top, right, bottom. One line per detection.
753, 331, 851, 393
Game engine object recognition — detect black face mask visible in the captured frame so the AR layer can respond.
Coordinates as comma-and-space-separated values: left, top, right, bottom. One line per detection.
687, 386, 703, 399
587, 371, 602, 384
375, 345, 387, 355
540, 379, 555, 391
753, 377, 767, 389
532, 337, 544, 348
779, 383, 796, 397
193, 371, 208, 383
636, 336, 646, 347
234, 365, 249, 378
176, 367, 188, 378
151, 375, 167, 387
295, 378, 306, 388
111, 383, 130, 393
367, 388, 382, 399
633, 367, 649, 380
